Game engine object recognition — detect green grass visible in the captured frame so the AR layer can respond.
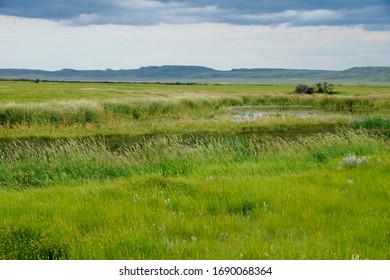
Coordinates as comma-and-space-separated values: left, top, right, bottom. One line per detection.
1, 81, 389, 102
1, 81, 389, 139
1, 130, 389, 259
0, 82, 292, 103
0, 81, 389, 259
351, 116, 390, 129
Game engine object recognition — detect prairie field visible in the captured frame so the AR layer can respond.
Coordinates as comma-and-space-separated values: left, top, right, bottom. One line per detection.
0, 81, 389, 260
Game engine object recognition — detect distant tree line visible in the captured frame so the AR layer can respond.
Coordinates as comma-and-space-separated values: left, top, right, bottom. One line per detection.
294, 82, 335, 95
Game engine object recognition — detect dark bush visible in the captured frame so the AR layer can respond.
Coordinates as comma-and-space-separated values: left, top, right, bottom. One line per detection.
294, 82, 334, 95
294, 84, 314, 94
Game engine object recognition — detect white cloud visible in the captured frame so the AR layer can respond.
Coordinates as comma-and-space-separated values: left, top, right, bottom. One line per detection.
299, 9, 342, 22
240, 9, 346, 26
0, 15, 389, 71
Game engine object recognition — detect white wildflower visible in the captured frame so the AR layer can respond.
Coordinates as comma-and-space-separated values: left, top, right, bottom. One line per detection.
338, 154, 369, 169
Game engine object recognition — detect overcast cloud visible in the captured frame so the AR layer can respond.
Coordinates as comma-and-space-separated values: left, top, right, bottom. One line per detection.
1, 0, 389, 28
0, 1, 389, 70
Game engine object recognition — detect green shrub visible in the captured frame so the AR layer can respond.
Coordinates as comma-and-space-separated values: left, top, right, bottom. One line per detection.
315, 82, 334, 94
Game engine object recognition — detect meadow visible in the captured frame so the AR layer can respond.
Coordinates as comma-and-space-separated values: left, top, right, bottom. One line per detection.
0, 81, 389, 259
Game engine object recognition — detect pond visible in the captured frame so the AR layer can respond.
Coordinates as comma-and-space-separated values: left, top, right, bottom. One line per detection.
230, 105, 352, 121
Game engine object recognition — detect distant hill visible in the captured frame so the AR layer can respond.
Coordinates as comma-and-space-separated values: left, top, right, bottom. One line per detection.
0, 66, 389, 84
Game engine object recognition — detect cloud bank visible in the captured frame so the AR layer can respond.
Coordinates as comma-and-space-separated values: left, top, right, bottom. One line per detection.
1, 1, 389, 70
1, 16, 389, 71
1, 0, 389, 29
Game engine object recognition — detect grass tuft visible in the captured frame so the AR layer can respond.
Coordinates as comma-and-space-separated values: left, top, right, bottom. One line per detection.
0, 226, 69, 260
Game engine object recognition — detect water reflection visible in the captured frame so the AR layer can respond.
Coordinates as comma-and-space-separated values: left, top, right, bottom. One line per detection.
231, 106, 343, 121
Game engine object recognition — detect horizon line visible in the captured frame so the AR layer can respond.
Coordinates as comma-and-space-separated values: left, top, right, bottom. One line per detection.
1, 65, 389, 72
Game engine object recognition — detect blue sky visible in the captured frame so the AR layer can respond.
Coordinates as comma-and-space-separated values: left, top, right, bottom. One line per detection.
0, 0, 389, 70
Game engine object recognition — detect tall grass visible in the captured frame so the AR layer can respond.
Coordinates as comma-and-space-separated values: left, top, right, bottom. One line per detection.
0, 130, 389, 259
351, 116, 390, 129
0, 98, 221, 127
0, 101, 101, 127
0, 129, 386, 189
0, 92, 389, 128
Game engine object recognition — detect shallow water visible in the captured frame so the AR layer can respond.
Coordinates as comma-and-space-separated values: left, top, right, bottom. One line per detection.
230, 105, 342, 121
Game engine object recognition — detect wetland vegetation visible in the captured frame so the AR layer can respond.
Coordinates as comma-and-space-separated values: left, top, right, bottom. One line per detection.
0, 81, 389, 259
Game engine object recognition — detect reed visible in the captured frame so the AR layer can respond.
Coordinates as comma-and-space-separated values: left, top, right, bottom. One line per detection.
0, 129, 386, 189
1, 81, 389, 260
1, 129, 389, 259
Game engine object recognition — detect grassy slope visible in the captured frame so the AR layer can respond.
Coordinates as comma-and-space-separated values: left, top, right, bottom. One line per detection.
0, 81, 389, 260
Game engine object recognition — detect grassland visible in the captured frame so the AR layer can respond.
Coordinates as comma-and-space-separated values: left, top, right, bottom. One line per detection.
0, 81, 389, 260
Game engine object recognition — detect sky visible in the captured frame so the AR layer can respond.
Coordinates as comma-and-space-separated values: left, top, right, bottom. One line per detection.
0, 0, 389, 70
